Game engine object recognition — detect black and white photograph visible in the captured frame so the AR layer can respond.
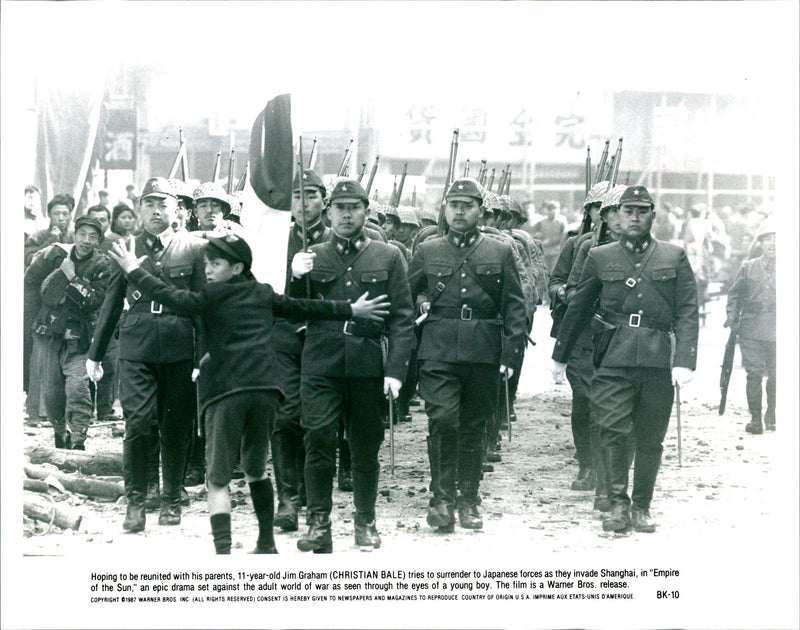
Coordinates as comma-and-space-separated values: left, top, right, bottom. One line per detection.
2, 2, 798, 629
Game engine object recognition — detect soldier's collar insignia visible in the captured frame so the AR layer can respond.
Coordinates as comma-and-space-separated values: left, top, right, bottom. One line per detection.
332, 230, 365, 255
447, 227, 479, 248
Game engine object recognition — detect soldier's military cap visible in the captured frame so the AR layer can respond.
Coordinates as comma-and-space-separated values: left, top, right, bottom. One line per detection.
206, 232, 253, 272
619, 185, 654, 208
446, 177, 484, 203
193, 182, 230, 206
756, 217, 775, 240
74, 215, 104, 241
329, 179, 369, 204
169, 179, 195, 206
584, 181, 610, 208
416, 206, 438, 224
293, 169, 327, 195
397, 206, 420, 227
482, 191, 501, 213
141, 177, 177, 200
600, 184, 628, 214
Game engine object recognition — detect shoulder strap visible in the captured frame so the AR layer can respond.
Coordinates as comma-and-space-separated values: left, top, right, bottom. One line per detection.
426, 238, 481, 311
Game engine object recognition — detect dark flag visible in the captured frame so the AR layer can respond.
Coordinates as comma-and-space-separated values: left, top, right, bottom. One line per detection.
249, 93, 293, 211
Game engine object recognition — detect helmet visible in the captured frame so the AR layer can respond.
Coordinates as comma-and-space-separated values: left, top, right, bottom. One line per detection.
756, 217, 775, 240
584, 181, 610, 208
193, 182, 232, 214
600, 185, 628, 214
396, 206, 420, 228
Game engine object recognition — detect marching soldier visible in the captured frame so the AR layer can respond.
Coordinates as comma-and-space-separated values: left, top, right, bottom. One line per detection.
724, 218, 776, 433
552, 185, 698, 533
24, 216, 111, 449
191, 182, 245, 236
86, 177, 206, 532
271, 169, 331, 532
290, 178, 414, 552
408, 177, 527, 531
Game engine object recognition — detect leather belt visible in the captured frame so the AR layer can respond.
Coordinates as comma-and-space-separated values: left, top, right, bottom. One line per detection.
430, 305, 500, 321
341, 320, 383, 339
602, 312, 672, 331
127, 300, 180, 315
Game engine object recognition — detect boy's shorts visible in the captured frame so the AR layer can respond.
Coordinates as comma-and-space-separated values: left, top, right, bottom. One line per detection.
204, 390, 280, 486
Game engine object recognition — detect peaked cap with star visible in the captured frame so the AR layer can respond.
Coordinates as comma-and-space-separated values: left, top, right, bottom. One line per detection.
446, 177, 484, 203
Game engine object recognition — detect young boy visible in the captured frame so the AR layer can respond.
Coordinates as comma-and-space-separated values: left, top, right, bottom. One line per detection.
108, 233, 389, 554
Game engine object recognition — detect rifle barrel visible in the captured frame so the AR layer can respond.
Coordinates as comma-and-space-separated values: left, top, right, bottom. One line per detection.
227, 148, 235, 195
365, 155, 380, 194
337, 139, 354, 177
395, 163, 408, 207
610, 138, 623, 186
585, 146, 591, 197
594, 139, 610, 185
308, 137, 318, 169
212, 151, 222, 183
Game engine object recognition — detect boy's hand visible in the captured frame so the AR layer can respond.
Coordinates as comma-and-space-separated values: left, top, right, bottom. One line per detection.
291, 251, 316, 278
351, 292, 391, 322
109, 238, 146, 273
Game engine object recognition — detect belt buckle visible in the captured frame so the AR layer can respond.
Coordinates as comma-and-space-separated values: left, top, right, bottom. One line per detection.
628, 313, 641, 327
460, 304, 473, 321
151, 301, 163, 314
343, 320, 354, 335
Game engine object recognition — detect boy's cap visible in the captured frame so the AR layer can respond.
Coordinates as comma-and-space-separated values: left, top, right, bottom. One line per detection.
205, 233, 252, 271
74, 215, 104, 241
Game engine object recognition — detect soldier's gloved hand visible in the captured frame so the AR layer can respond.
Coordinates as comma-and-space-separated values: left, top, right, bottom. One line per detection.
191, 368, 200, 382
551, 360, 567, 384
86, 359, 104, 383
291, 251, 316, 278
672, 367, 693, 388
499, 365, 514, 380
383, 377, 402, 399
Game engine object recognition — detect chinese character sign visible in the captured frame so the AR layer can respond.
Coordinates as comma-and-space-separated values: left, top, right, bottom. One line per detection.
100, 108, 137, 170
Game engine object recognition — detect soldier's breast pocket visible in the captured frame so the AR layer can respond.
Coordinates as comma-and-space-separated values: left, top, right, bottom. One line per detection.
475, 263, 503, 303
598, 270, 627, 301
360, 270, 389, 297
309, 268, 337, 298
426, 263, 454, 293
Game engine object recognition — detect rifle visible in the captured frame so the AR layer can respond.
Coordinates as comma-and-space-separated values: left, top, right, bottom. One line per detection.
496, 168, 507, 194
388, 392, 395, 477
169, 127, 188, 180
504, 371, 512, 443
675, 384, 682, 467
394, 162, 408, 207
212, 151, 222, 183
504, 168, 512, 195
235, 162, 249, 193
411, 186, 417, 207
307, 137, 318, 169
719, 327, 738, 415
337, 139, 354, 177
477, 159, 488, 185
227, 147, 235, 195
486, 168, 495, 192
297, 136, 310, 298
389, 177, 398, 207
463, 159, 470, 178
437, 129, 459, 236
365, 155, 380, 195
585, 146, 591, 197
356, 160, 368, 184
610, 138, 623, 185
593, 139, 610, 185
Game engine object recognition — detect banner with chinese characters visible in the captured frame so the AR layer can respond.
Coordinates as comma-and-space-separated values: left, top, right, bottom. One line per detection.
373, 91, 615, 165
99, 107, 137, 170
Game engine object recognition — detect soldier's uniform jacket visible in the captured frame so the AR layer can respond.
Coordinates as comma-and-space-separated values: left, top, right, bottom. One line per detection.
273, 220, 331, 355
24, 243, 111, 352
482, 226, 537, 330
553, 234, 699, 370
408, 229, 527, 366
290, 232, 414, 381
725, 255, 776, 342
88, 229, 206, 363
123, 269, 353, 418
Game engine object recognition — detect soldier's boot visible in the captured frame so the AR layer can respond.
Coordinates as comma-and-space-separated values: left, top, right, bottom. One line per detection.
249, 478, 278, 554
122, 437, 147, 533
271, 433, 300, 532
764, 375, 776, 431
457, 447, 484, 530
571, 465, 595, 491
426, 435, 456, 532
601, 442, 631, 533
158, 444, 188, 526
183, 432, 206, 487
337, 439, 353, 491
70, 429, 87, 451
54, 431, 69, 450
144, 428, 161, 510
297, 512, 332, 554
354, 514, 382, 549
745, 374, 764, 434
352, 457, 381, 549
590, 429, 611, 512
630, 449, 661, 533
